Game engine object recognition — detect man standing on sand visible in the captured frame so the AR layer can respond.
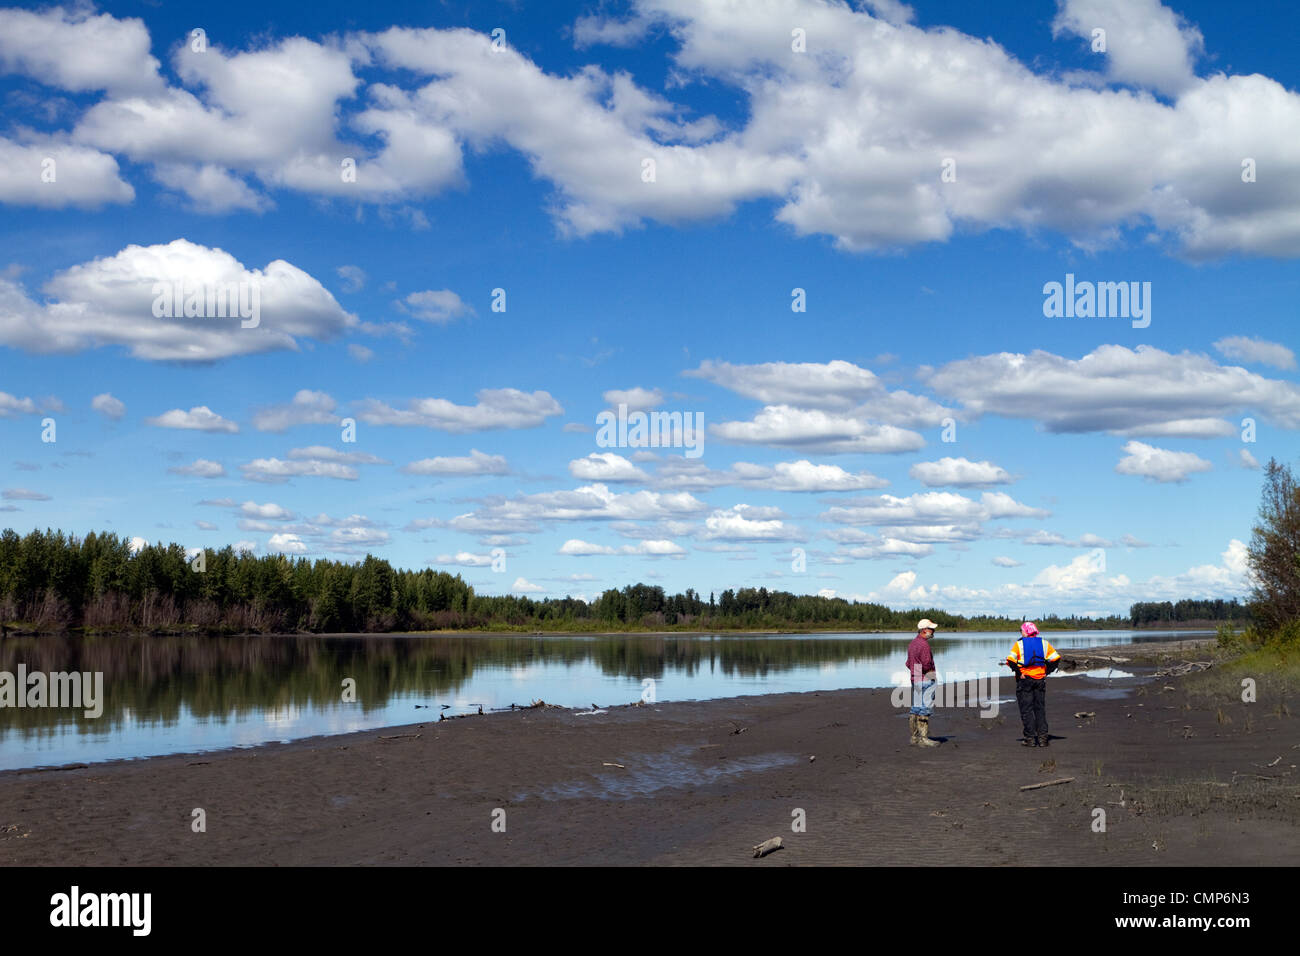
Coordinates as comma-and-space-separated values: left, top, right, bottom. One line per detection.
906, 619, 941, 747
1005, 622, 1061, 747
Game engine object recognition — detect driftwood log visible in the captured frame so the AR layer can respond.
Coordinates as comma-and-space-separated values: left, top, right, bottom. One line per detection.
15, 763, 89, 774
1059, 654, 1129, 671
1019, 776, 1075, 792
1154, 661, 1213, 677
752, 837, 784, 858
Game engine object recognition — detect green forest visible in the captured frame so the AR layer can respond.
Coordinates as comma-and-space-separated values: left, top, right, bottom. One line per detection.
1127, 599, 1247, 626
0, 525, 1247, 635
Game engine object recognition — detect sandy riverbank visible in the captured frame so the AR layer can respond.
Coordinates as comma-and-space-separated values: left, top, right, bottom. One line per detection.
1, 638, 1294, 866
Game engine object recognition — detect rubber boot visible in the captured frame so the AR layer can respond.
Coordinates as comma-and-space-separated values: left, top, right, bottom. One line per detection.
908, 714, 920, 746
916, 716, 941, 747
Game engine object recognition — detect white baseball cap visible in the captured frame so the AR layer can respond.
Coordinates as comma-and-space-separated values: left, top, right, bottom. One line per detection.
917, 619, 938, 631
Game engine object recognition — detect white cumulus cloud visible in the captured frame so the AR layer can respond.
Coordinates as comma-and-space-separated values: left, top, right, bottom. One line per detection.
90, 392, 125, 420
569, 453, 649, 482
1213, 336, 1296, 371
169, 459, 226, 478
145, 406, 239, 433
1115, 440, 1213, 483
0, 240, 357, 361
355, 389, 563, 432
402, 450, 509, 476
910, 457, 1013, 488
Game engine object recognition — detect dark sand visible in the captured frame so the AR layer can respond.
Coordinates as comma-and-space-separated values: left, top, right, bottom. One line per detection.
1, 640, 1296, 866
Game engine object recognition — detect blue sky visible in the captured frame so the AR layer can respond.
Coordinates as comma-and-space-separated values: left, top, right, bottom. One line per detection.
0, 0, 1297, 615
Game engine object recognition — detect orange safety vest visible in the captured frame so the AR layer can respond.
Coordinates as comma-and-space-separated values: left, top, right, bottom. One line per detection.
1007, 636, 1061, 680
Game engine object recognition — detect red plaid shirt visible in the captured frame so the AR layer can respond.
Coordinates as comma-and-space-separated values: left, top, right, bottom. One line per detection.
906, 635, 935, 684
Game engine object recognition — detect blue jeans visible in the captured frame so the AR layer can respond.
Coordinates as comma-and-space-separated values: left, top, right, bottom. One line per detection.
910, 679, 936, 716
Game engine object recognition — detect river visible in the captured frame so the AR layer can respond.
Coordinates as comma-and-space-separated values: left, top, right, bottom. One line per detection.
0, 629, 1208, 769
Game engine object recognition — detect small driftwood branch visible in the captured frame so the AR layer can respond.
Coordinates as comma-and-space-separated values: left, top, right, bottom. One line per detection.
1019, 776, 1075, 792
16, 762, 89, 774
752, 837, 784, 858
602, 762, 625, 769
378, 733, 422, 740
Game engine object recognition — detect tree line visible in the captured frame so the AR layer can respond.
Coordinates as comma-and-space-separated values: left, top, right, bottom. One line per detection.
0, 525, 1240, 636
1128, 599, 1248, 626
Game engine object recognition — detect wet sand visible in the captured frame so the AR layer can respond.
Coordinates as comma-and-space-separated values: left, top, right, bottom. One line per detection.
1, 641, 1295, 866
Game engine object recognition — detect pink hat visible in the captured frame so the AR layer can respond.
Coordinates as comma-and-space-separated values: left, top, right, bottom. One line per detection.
1021, 622, 1039, 637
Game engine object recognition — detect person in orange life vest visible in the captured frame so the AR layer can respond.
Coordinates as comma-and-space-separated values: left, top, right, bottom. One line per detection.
1005, 622, 1061, 747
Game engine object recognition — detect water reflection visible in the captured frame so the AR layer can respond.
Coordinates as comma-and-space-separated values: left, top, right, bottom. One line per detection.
0, 630, 1203, 769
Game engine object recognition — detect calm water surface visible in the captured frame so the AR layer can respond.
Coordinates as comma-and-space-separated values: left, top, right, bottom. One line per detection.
0, 630, 1205, 770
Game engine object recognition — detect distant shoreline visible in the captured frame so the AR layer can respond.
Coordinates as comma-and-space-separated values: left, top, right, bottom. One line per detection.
0, 625, 1223, 639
